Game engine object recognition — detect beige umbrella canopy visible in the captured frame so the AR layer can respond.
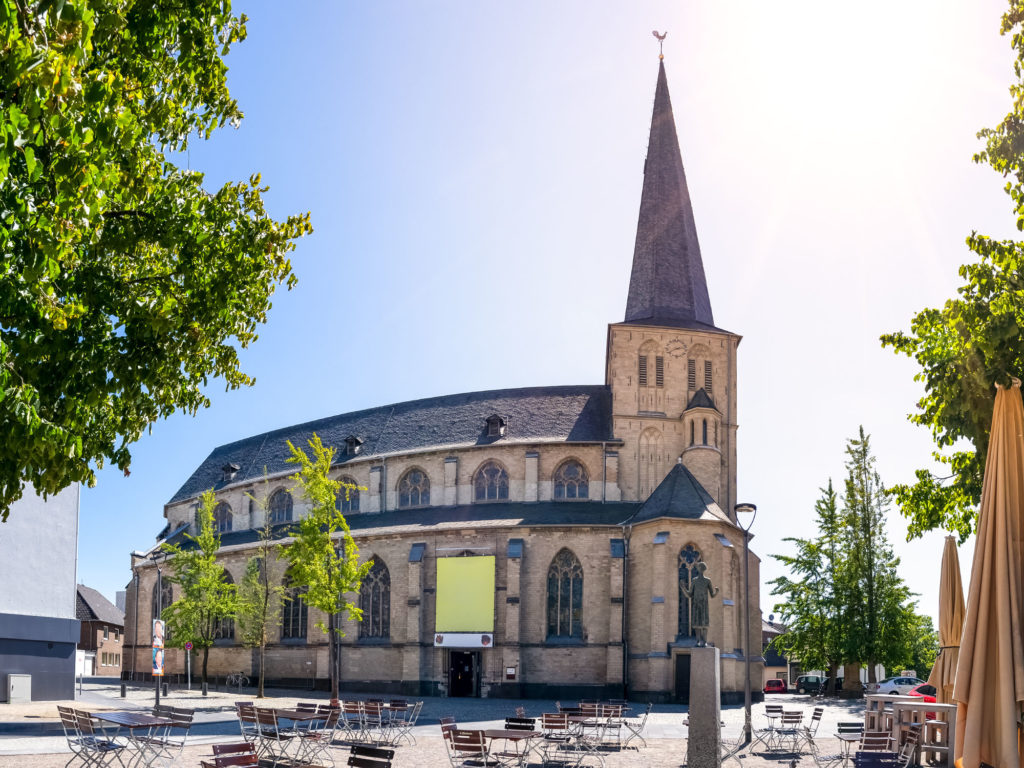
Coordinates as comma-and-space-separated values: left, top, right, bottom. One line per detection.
953, 381, 1024, 768
927, 535, 965, 704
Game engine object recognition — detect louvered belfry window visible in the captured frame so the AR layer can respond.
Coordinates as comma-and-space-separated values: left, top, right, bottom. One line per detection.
655, 356, 664, 387
638, 355, 648, 386
704, 360, 712, 391
688, 359, 696, 389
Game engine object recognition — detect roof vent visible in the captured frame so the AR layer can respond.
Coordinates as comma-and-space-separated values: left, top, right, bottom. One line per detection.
221, 462, 240, 482
344, 435, 364, 456
485, 414, 507, 438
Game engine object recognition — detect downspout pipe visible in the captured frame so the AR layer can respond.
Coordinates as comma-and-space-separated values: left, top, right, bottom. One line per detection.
618, 528, 626, 700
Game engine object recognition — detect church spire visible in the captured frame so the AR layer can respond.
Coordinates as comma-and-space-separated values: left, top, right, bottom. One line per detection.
624, 59, 715, 329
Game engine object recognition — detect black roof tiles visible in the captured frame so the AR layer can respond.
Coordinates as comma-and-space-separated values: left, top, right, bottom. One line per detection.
169, 385, 615, 504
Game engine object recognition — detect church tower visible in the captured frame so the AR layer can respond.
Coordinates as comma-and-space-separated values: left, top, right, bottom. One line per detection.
606, 58, 740, 516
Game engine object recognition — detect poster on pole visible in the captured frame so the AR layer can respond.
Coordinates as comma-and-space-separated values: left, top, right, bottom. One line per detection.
152, 619, 165, 649
152, 648, 164, 677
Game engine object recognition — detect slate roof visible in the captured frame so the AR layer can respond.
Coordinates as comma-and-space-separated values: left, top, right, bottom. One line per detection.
684, 388, 718, 412
624, 60, 720, 331
169, 386, 616, 504
621, 461, 731, 526
76, 585, 125, 626
168, 501, 642, 552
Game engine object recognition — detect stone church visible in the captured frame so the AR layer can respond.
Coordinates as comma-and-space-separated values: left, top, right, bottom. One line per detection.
125, 58, 763, 703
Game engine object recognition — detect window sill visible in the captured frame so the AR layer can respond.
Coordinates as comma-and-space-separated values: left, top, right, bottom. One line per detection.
545, 636, 584, 646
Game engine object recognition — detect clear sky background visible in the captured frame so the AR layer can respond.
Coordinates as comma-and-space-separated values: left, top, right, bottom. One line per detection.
75, 1, 1014, 636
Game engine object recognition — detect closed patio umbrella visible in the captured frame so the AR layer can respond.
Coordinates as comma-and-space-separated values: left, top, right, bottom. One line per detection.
953, 380, 1024, 768
927, 535, 965, 704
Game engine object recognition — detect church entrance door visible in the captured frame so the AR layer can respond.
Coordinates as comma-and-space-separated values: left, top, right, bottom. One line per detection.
448, 650, 480, 697
674, 654, 691, 703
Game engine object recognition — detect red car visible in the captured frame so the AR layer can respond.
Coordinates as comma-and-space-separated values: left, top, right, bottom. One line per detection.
907, 682, 937, 719
763, 678, 787, 694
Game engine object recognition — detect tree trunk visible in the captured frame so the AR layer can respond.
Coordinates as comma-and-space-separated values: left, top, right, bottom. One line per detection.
258, 639, 265, 697
329, 612, 339, 700
201, 646, 210, 685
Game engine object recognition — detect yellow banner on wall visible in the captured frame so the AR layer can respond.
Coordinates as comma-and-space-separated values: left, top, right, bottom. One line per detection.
435, 556, 495, 632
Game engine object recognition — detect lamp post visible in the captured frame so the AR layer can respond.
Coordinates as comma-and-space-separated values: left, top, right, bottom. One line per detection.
734, 502, 757, 746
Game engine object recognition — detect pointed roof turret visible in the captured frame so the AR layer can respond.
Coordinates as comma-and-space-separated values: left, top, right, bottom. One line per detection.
624, 60, 716, 330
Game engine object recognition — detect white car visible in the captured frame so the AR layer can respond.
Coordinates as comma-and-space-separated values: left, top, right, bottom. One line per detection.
871, 676, 925, 694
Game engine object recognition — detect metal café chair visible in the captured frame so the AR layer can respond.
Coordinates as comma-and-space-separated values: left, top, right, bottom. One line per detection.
448, 729, 498, 768
349, 744, 395, 768
74, 710, 128, 768
297, 706, 340, 766
622, 702, 652, 749
389, 700, 423, 746
751, 704, 784, 751
253, 707, 295, 767
57, 706, 93, 768
139, 705, 193, 768
201, 742, 259, 768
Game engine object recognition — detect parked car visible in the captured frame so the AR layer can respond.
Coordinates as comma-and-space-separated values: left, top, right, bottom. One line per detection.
764, 678, 787, 694
907, 682, 937, 719
795, 674, 825, 694
870, 676, 925, 694
816, 677, 844, 695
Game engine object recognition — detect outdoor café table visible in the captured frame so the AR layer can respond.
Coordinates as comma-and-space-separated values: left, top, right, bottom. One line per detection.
837, 731, 862, 766
268, 708, 327, 765
88, 711, 175, 768
484, 729, 541, 767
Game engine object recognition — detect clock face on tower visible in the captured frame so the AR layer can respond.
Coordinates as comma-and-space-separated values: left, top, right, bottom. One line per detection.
666, 338, 688, 358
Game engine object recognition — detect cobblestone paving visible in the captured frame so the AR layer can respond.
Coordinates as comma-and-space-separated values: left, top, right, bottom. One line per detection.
0, 680, 869, 767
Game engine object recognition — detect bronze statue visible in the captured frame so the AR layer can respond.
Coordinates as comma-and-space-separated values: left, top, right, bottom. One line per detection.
681, 561, 718, 647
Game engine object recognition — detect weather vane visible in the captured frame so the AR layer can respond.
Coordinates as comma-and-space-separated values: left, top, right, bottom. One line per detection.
652, 30, 667, 60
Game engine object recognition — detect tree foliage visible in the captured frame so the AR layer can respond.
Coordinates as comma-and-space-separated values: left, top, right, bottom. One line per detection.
769, 481, 844, 685
881, 2, 1024, 540
0, 0, 311, 519
771, 429, 928, 685
235, 506, 285, 698
283, 434, 370, 699
161, 489, 236, 685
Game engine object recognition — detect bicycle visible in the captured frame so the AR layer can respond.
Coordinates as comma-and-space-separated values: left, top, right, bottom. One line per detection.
226, 672, 249, 689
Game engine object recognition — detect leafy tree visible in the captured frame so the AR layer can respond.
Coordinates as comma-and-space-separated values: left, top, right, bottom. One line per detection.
283, 434, 370, 701
772, 430, 930, 690
161, 489, 237, 685
769, 481, 845, 690
881, 2, 1024, 540
905, 613, 939, 678
0, 0, 311, 520
235, 512, 285, 698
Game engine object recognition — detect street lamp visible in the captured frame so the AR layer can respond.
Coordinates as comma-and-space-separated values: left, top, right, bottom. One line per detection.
138, 549, 168, 707
734, 502, 757, 746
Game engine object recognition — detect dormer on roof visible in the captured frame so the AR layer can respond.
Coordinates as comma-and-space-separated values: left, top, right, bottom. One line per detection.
684, 388, 718, 413
344, 435, 364, 457
221, 462, 240, 482
485, 414, 507, 438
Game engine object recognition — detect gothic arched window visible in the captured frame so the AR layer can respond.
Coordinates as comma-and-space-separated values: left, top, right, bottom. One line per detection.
336, 477, 360, 514
213, 502, 232, 533
678, 544, 702, 639
702, 419, 708, 446
398, 469, 430, 508
473, 461, 509, 502
547, 549, 583, 639
152, 580, 173, 625
282, 582, 308, 640
553, 460, 589, 500
359, 559, 390, 639
213, 572, 235, 641
268, 489, 293, 524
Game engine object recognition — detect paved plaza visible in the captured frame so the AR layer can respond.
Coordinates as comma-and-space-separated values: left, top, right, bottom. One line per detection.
0, 680, 870, 767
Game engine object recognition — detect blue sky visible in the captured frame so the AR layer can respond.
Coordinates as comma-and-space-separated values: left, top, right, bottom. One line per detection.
77, 1, 1011, 629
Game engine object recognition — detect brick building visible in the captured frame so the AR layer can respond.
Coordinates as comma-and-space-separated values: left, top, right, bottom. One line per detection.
125, 57, 763, 703
76, 585, 125, 677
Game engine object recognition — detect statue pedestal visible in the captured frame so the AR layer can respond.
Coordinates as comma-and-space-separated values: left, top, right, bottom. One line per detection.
687, 646, 722, 768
